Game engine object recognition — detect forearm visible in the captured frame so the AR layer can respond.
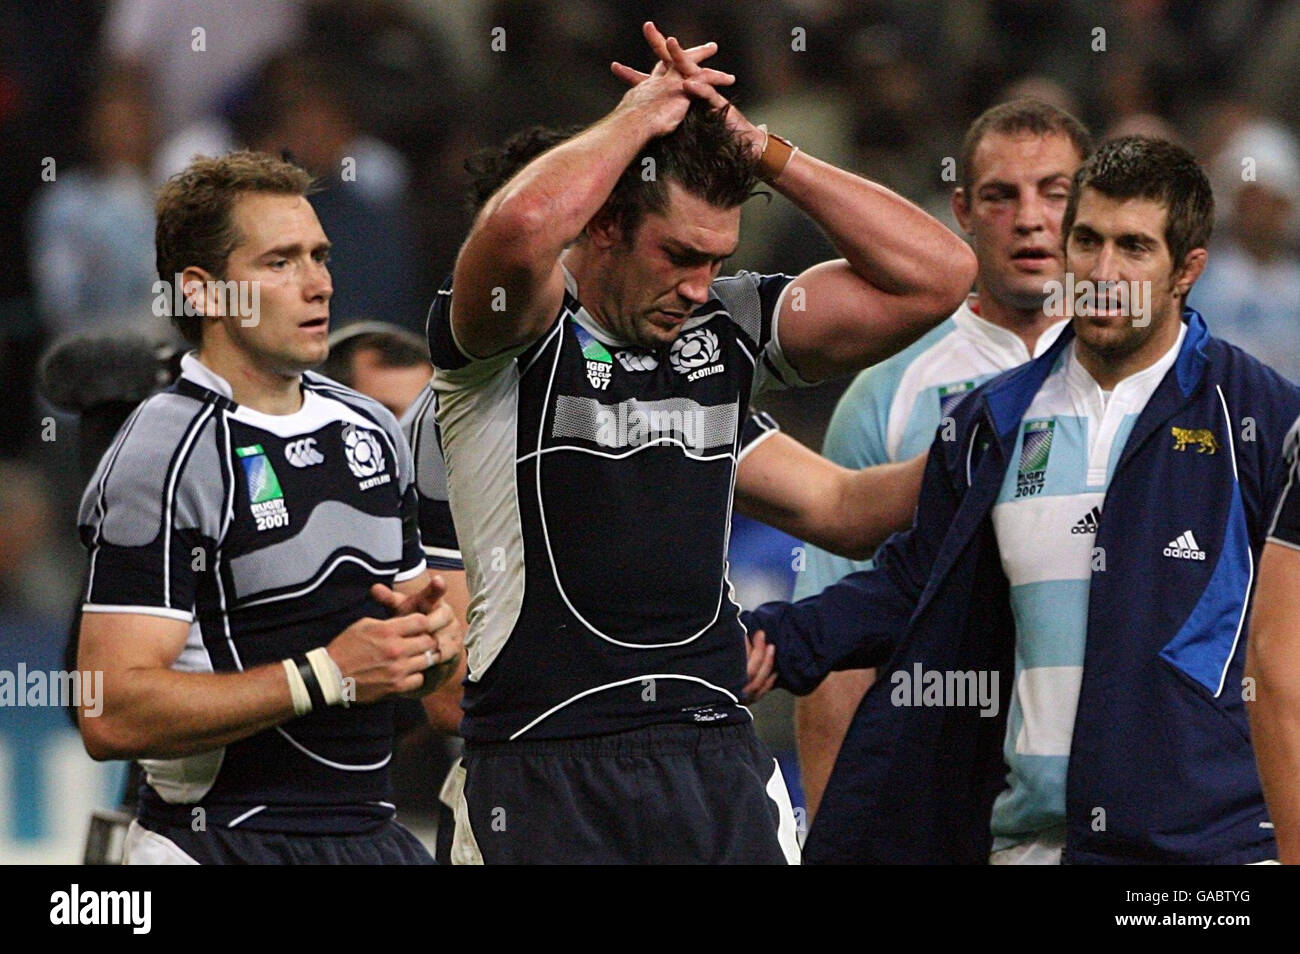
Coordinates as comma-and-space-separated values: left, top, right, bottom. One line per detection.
1247, 638, 1300, 863
474, 105, 660, 264
771, 149, 972, 302
82, 663, 296, 761
795, 669, 875, 821
833, 455, 925, 559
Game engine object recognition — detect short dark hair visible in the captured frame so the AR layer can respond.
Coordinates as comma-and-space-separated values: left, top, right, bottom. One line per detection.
1063, 136, 1214, 270
465, 124, 581, 214
320, 321, 429, 387
960, 99, 1092, 195
600, 100, 759, 237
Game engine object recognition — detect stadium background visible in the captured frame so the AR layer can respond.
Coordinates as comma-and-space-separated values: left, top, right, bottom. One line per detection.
3, 0, 1300, 862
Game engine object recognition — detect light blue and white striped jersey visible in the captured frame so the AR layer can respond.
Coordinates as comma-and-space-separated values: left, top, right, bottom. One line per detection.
988, 324, 1187, 852
794, 298, 1066, 598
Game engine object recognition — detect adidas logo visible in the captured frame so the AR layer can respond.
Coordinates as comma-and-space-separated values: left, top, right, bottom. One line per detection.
1071, 506, 1101, 534
1163, 530, 1207, 561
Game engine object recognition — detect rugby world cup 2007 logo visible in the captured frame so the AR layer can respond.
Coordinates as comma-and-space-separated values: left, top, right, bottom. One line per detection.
670, 328, 723, 381
1015, 419, 1054, 498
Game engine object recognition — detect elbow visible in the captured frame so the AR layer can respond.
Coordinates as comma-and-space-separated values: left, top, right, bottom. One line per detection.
930, 240, 977, 316
474, 193, 552, 264
80, 713, 148, 762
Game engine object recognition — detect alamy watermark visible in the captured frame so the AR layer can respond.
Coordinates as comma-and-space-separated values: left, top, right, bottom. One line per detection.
890, 663, 999, 717
1043, 274, 1153, 327
151, 275, 261, 326
594, 404, 712, 453
0, 665, 103, 716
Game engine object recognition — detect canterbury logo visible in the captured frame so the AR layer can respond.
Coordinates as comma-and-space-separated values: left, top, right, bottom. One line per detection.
284, 438, 324, 468
1164, 530, 1207, 560
1171, 426, 1218, 454
615, 350, 658, 372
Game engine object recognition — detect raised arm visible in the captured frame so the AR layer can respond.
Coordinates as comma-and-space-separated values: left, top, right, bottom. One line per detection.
611, 26, 976, 382
451, 27, 735, 359
767, 160, 976, 381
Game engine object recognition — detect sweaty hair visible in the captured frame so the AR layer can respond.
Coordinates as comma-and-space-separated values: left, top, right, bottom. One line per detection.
155, 150, 315, 344
960, 98, 1093, 196
1062, 136, 1214, 270
601, 100, 759, 237
320, 321, 429, 387
465, 124, 582, 213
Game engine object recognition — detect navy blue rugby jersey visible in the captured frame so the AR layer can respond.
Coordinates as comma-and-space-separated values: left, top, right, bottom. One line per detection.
427, 267, 811, 741
78, 354, 426, 834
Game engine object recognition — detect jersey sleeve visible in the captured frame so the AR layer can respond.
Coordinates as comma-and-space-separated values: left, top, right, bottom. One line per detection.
710, 270, 811, 396
1267, 414, 1300, 549
399, 384, 463, 570
426, 272, 554, 388
78, 394, 225, 622
379, 402, 428, 582
792, 365, 896, 600
737, 410, 781, 464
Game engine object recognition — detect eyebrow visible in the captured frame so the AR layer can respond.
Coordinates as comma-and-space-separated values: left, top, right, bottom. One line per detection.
1071, 224, 1159, 246
259, 241, 332, 259
978, 172, 1074, 193
663, 241, 737, 262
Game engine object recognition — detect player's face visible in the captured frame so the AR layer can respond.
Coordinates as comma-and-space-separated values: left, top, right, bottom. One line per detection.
218, 193, 333, 375
350, 350, 432, 418
601, 182, 740, 349
956, 131, 1082, 311
1065, 188, 1188, 361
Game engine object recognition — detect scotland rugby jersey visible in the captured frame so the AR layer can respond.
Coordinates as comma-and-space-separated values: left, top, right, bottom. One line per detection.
428, 267, 806, 741
988, 324, 1186, 852
78, 354, 426, 833
795, 298, 1066, 598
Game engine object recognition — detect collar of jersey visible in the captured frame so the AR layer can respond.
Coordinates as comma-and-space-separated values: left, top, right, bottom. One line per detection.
1062, 319, 1187, 414
180, 351, 365, 436
952, 296, 1068, 364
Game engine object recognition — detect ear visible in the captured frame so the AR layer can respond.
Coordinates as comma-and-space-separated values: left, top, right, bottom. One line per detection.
585, 211, 625, 251
951, 187, 973, 234
1172, 247, 1208, 299
180, 266, 218, 316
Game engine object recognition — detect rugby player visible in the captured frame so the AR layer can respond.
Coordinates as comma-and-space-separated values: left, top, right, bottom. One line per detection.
75, 151, 462, 864
794, 99, 1091, 820
428, 23, 975, 863
747, 137, 1300, 863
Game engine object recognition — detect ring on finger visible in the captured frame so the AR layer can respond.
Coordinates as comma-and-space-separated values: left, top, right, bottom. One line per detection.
424, 649, 437, 670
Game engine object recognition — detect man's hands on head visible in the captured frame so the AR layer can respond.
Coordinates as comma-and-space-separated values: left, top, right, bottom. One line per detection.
610, 22, 762, 153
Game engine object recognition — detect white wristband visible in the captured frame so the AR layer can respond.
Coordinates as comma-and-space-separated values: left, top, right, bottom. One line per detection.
306, 647, 348, 707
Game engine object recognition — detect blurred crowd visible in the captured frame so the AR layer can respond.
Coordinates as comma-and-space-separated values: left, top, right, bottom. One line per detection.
4, 0, 1300, 851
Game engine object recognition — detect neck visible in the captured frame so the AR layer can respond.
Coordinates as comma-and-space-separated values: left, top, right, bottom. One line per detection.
197, 336, 303, 415
1074, 307, 1183, 391
972, 287, 1060, 355
562, 246, 619, 337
